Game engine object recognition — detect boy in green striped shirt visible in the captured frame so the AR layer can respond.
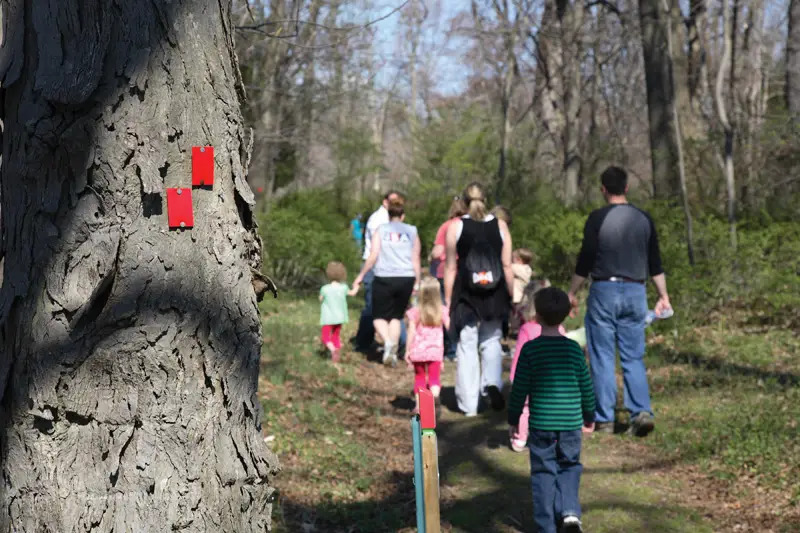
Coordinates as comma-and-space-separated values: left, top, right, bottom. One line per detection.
508, 287, 596, 533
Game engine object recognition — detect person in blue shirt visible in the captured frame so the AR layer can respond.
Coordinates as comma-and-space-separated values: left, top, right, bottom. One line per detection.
350, 214, 363, 253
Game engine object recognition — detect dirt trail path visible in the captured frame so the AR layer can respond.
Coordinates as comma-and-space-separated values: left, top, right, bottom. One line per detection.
265, 299, 783, 532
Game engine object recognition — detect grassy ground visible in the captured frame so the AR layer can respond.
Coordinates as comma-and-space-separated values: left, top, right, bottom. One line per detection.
259, 295, 800, 532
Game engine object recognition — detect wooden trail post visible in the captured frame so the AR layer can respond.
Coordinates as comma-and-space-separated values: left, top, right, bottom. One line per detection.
417, 390, 441, 533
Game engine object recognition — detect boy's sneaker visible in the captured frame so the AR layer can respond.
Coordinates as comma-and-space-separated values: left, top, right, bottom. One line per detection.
629, 412, 655, 437
561, 515, 583, 533
486, 385, 505, 411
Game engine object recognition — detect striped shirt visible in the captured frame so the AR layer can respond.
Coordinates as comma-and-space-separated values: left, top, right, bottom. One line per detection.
508, 335, 596, 431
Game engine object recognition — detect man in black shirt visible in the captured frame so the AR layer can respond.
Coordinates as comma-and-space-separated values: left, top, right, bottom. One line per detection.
568, 167, 671, 437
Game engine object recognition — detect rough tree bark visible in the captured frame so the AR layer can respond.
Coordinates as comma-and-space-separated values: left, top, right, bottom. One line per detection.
639, 0, 681, 199
0, 1, 279, 531
788, 0, 800, 122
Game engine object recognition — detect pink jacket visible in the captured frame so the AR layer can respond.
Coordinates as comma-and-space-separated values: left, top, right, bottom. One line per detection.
510, 321, 566, 382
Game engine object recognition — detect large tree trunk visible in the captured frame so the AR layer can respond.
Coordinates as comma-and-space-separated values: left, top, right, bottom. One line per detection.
639, 0, 681, 199
0, 1, 279, 530
788, 0, 800, 122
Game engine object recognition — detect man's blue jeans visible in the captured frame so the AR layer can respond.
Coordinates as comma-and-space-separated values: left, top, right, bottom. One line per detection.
585, 281, 652, 423
354, 267, 406, 352
529, 429, 583, 533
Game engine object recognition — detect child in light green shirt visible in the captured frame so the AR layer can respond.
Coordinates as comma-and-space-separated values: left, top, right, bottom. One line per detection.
320, 261, 349, 362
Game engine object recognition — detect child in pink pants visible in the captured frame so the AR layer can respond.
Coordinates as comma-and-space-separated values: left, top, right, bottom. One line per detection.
319, 261, 349, 362
509, 281, 564, 451
406, 276, 450, 410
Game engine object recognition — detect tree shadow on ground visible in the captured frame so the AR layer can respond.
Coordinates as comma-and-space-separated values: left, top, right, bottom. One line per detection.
275, 407, 716, 533
652, 347, 800, 387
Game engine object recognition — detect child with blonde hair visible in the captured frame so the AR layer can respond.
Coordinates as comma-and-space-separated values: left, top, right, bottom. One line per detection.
405, 276, 450, 409
319, 261, 350, 362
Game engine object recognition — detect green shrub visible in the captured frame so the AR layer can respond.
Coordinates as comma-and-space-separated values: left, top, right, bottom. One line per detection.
259, 190, 361, 289
258, 186, 800, 328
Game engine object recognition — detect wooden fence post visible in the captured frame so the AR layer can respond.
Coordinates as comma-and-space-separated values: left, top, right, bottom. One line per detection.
419, 389, 440, 533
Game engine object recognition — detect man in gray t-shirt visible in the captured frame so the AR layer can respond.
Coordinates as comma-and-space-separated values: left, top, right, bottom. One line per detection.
568, 167, 672, 438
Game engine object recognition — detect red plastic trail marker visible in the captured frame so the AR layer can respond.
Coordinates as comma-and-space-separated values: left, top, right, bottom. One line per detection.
192, 146, 214, 186
419, 389, 436, 430
167, 188, 194, 229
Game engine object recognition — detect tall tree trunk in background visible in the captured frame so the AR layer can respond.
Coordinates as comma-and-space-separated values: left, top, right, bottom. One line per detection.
639, 0, 681, 199
0, 1, 279, 529
788, 0, 800, 122
561, 0, 584, 205
262, 0, 292, 203
407, 0, 425, 169
686, 0, 710, 127
715, 0, 737, 248
668, 0, 692, 134
538, 0, 584, 206
739, 0, 765, 211
495, 7, 519, 205
294, 0, 324, 188
662, 0, 696, 265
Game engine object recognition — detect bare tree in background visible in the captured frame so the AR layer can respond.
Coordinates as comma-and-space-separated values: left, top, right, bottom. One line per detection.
639, 0, 681, 199
0, 0, 278, 529
788, 0, 800, 123
661, 0, 695, 265
469, 0, 534, 203
714, 0, 737, 248
536, 0, 585, 205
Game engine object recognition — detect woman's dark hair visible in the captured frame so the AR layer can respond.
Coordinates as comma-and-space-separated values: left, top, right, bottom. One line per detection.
388, 196, 405, 219
601, 166, 628, 195
448, 196, 467, 219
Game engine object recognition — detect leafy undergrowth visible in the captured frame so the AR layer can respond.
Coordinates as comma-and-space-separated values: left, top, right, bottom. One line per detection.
260, 295, 800, 532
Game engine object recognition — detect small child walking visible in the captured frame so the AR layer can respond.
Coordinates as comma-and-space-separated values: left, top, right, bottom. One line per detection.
510, 248, 535, 336
405, 276, 450, 409
508, 287, 596, 533
509, 279, 561, 452
319, 261, 349, 362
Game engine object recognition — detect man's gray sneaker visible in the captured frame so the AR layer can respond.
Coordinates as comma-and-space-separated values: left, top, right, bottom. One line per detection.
629, 412, 655, 437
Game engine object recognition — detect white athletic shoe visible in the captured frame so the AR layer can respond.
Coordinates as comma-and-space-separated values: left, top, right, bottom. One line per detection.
382, 342, 397, 367
561, 515, 583, 533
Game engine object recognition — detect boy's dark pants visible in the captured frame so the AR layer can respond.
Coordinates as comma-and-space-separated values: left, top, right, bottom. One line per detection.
528, 429, 583, 533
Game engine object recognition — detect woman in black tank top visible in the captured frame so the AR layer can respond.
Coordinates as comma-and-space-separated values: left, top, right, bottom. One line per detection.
443, 183, 514, 417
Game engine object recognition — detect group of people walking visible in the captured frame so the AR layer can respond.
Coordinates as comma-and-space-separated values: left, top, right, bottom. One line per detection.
317, 167, 672, 533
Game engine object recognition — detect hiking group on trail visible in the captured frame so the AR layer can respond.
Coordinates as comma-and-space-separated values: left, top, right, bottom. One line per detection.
316, 166, 672, 533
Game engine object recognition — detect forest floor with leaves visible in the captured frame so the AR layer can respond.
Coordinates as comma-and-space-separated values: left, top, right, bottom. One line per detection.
259, 296, 800, 532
